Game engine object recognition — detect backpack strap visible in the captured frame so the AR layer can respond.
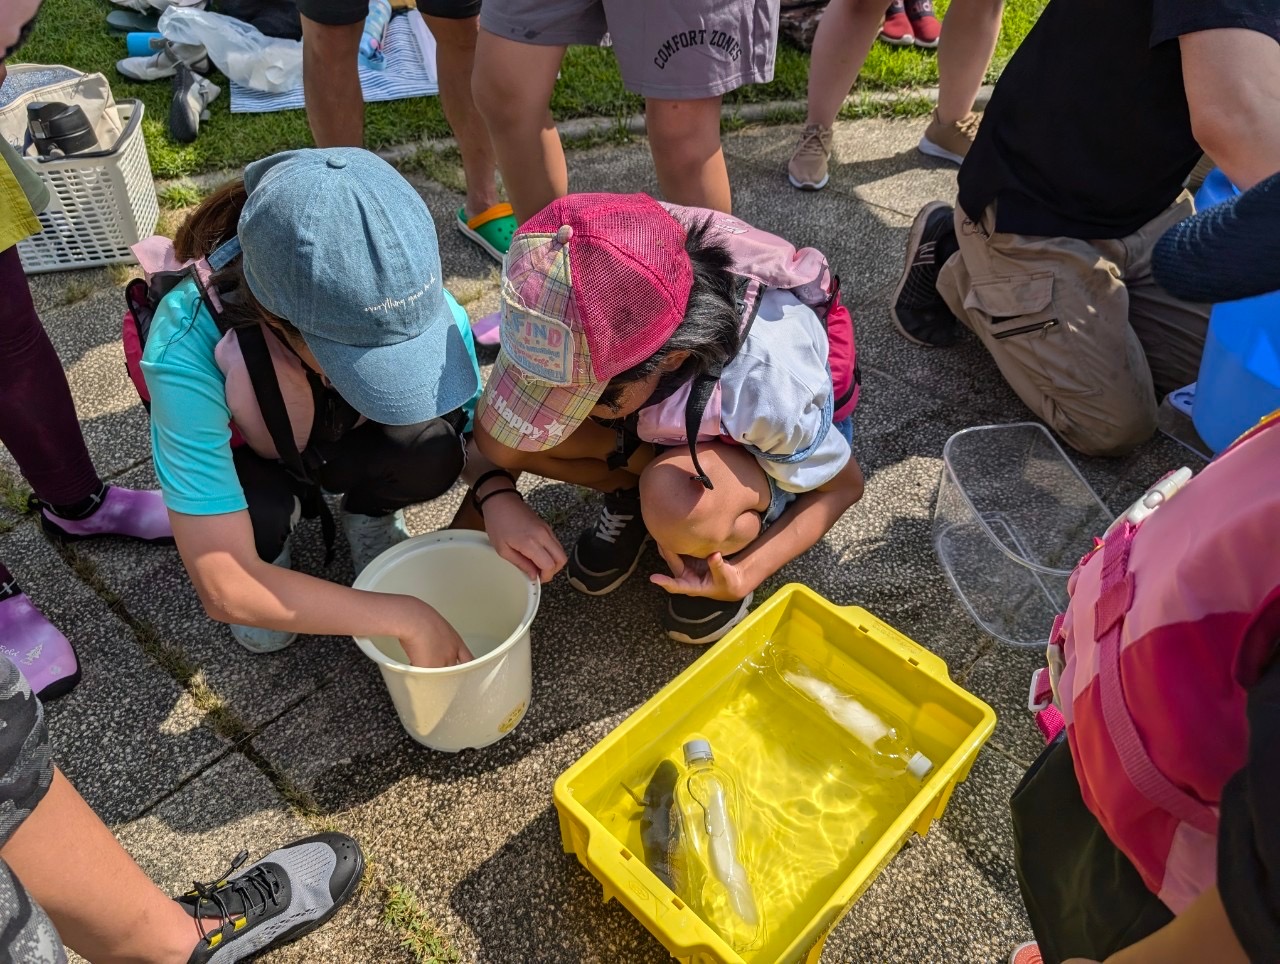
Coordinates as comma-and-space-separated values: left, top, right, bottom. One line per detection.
203, 238, 340, 560
683, 280, 763, 490
1094, 522, 1218, 836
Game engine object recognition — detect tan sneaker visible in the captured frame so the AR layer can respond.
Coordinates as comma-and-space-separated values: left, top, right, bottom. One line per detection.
787, 124, 834, 190
918, 109, 981, 165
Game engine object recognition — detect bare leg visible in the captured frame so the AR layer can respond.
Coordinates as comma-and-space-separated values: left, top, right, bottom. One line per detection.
645, 97, 732, 213
472, 31, 568, 224
805, 0, 888, 127
639, 444, 769, 559
2, 770, 208, 964
424, 15, 501, 219
935, 0, 1004, 125
300, 17, 365, 147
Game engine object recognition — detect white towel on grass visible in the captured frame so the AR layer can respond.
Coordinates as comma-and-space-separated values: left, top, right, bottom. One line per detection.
229, 10, 438, 114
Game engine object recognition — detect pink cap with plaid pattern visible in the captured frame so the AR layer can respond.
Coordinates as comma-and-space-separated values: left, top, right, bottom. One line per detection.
476, 193, 693, 451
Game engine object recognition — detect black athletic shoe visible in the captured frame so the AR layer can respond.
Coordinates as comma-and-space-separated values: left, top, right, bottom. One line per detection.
891, 200, 961, 347
170, 62, 220, 145
567, 488, 649, 596
663, 592, 754, 645
181, 833, 363, 964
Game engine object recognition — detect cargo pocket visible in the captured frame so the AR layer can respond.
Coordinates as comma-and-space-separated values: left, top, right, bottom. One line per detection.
964, 271, 1056, 340
963, 270, 1102, 401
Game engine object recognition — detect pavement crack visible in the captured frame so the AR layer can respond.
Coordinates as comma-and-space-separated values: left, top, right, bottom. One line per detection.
51, 542, 333, 825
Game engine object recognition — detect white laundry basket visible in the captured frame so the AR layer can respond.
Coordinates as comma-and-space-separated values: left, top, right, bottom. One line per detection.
16, 100, 159, 274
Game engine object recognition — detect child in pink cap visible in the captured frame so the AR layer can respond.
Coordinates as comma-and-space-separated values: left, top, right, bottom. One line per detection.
475, 192, 864, 643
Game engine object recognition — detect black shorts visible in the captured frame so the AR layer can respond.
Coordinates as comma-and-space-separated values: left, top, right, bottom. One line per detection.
297, 0, 481, 26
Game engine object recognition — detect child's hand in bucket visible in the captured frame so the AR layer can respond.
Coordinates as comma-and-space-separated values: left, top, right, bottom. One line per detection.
398, 601, 474, 668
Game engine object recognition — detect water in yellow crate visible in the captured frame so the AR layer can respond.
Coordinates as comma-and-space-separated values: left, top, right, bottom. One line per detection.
607, 641, 929, 962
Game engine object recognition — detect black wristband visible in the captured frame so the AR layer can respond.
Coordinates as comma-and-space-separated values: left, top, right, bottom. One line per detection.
474, 486, 524, 515
471, 468, 516, 497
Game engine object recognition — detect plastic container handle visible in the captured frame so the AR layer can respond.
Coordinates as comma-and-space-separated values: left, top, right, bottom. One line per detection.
35, 99, 142, 164
841, 603, 948, 678
583, 830, 733, 960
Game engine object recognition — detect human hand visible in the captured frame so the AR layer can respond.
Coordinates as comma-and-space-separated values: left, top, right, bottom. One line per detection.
650, 545, 754, 601
481, 491, 567, 583
396, 600, 473, 668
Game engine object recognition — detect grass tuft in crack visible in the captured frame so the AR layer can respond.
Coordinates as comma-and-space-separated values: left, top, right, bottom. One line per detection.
382, 883, 459, 964
0, 471, 32, 515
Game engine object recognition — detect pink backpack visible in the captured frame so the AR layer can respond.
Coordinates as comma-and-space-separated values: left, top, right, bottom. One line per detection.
642, 204, 860, 488
1032, 413, 1280, 913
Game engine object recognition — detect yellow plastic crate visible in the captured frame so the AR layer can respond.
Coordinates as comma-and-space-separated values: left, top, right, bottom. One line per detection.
553, 584, 996, 963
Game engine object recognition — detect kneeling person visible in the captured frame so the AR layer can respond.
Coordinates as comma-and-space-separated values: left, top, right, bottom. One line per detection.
475, 193, 864, 643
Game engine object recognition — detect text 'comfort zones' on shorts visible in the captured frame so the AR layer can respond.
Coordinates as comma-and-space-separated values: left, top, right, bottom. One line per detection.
479, 0, 781, 98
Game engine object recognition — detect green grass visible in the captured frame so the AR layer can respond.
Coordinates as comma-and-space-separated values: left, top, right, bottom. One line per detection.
382, 883, 459, 964
16, 0, 1045, 178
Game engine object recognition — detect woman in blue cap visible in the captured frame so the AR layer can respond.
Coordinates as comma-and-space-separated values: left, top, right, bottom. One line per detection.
141, 148, 565, 665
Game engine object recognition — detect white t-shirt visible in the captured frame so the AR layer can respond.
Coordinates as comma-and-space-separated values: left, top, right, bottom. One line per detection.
717, 289, 851, 493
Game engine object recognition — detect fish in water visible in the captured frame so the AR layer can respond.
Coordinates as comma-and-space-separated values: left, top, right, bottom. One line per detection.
638, 759, 681, 891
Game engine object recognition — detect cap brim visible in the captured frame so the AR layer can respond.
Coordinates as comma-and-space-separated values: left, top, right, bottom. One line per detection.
476, 349, 603, 452
304, 311, 479, 426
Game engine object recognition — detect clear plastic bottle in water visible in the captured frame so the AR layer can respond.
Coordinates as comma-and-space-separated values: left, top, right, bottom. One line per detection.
673, 739, 762, 953
775, 655, 933, 782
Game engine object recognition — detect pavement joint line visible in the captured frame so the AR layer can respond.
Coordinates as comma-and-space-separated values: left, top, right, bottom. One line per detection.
130, 680, 338, 823
155, 85, 993, 195
985, 739, 1036, 771
49, 540, 335, 824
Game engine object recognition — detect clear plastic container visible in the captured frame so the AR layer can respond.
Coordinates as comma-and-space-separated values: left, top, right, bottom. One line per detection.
933, 423, 1113, 648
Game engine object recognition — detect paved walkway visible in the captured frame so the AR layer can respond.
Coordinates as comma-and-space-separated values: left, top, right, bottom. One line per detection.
4, 117, 1198, 963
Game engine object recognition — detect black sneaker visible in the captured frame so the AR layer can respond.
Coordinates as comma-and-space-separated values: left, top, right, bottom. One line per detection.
170, 61, 221, 145
567, 488, 650, 596
891, 200, 961, 347
181, 833, 363, 963
663, 592, 754, 645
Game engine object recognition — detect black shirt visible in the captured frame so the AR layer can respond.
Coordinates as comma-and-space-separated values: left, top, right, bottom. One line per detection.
958, 0, 1280, 239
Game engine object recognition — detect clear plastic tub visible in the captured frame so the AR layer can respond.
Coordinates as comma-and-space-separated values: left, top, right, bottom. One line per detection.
933, 423, 1113, 648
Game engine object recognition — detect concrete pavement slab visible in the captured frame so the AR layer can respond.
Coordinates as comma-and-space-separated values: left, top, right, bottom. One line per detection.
723, 118, 961, 220
111, 751, 408, 964
963, 649, 1050, 767
0, 518, 225, 824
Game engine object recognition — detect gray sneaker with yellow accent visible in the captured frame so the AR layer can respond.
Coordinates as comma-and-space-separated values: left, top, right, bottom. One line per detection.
182, 833, 363, 964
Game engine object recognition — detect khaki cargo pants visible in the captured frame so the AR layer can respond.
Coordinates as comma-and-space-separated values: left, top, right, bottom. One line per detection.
936, 195, 1210, 457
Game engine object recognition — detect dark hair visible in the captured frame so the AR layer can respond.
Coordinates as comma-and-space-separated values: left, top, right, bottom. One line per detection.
596, 218, 741, 412
173, 180, 305, 343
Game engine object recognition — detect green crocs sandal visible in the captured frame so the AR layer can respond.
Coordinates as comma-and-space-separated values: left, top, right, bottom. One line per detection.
456, 203, 516, 263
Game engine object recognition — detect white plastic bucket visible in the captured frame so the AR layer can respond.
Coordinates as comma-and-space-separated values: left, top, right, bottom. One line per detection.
352, 530, 539, 752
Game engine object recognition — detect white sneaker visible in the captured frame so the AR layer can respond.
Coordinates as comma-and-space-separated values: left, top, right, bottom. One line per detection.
229, 542, 298, 654
342, 509, 410, 576
117, 38, 209, 82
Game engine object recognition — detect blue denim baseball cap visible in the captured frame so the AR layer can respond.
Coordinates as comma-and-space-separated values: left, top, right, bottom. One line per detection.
237, 148, 477, 426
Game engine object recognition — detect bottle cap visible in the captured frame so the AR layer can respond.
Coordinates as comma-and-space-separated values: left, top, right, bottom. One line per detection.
907, 752, 933, 781
683, 739, 714, 765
